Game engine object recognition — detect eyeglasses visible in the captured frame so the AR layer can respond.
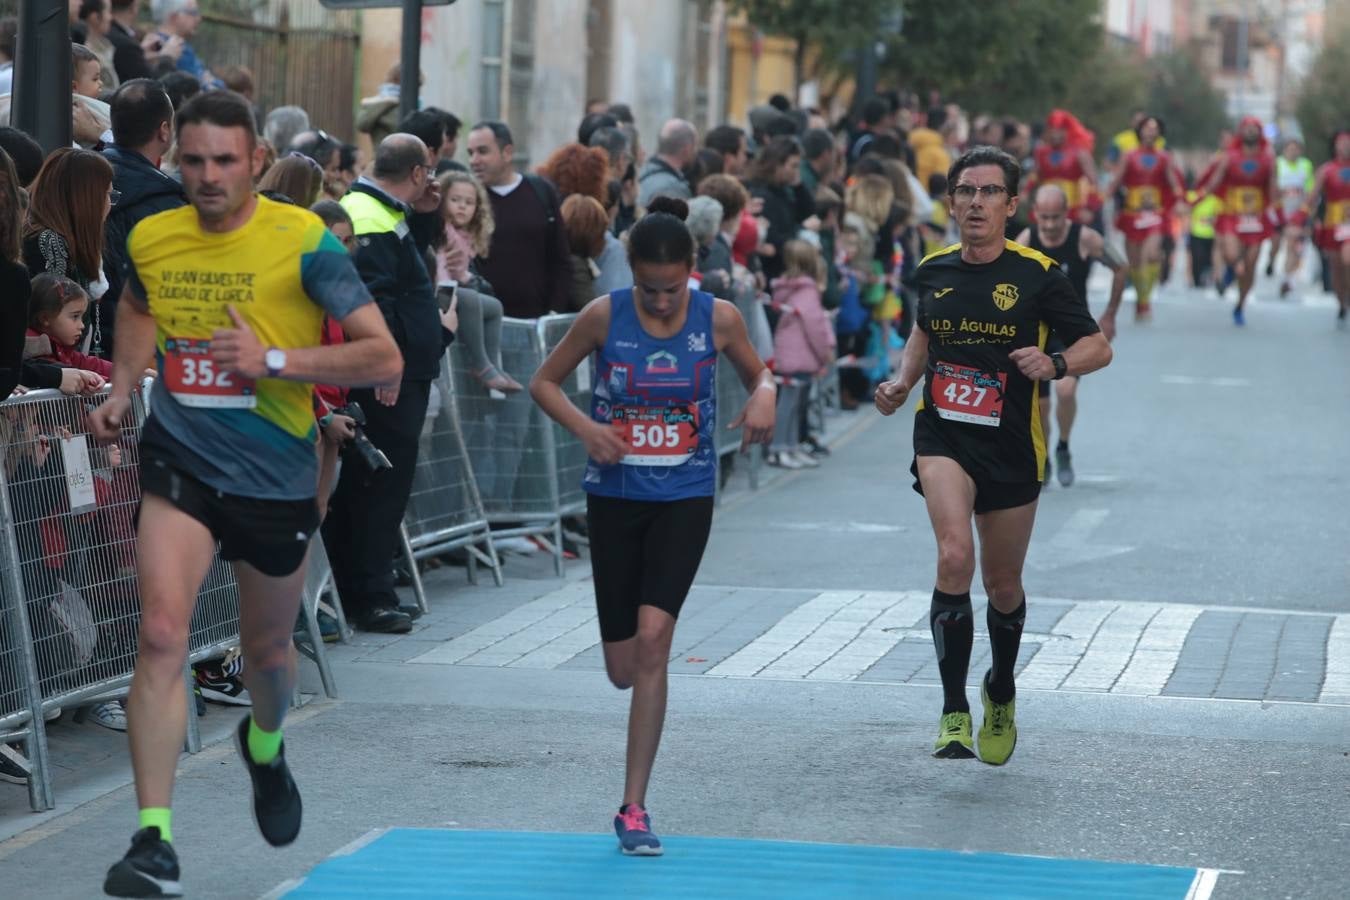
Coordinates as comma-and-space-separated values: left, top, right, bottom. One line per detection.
951, 184, 1009, 200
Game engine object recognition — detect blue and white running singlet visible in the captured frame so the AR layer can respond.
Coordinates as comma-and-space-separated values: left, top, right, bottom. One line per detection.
584, 288, 718, 501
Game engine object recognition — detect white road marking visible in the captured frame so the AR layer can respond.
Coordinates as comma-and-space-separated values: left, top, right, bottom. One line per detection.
759, 591, 901, 679
808, 592, 931, 681
509, 617, 601, 669
408, 583, 591, 665
776, 521, 906, 534
1061, 603, 1162, 692
1160, 374, 1252, 388
706, 591, 862, 677
1027, 508, 1135, 572
1112, 605, 1204, 695
1018, 601, 1118, 690
1318, 615, 1350, 704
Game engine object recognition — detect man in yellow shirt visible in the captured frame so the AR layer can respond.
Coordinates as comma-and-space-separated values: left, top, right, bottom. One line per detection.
93, 90, 402, 898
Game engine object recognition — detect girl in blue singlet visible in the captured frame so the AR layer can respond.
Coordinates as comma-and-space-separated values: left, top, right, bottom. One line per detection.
530, 197, 776, 856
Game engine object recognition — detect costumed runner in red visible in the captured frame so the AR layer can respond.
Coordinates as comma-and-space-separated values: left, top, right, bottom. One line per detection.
1199, 116, 1278, 326
1104, 115, 1183, 322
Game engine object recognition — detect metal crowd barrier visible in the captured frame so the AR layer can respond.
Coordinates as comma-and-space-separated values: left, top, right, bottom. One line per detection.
0, 386, 334, 811
536, 315, 590, 539
450, 318, 568, 575
400, 352, 503, 611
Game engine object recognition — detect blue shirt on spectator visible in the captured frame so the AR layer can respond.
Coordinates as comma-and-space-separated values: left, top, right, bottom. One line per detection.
157, 32, 222, 88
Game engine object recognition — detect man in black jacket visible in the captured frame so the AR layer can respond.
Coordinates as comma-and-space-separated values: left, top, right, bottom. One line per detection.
103, 78, 186, 351
328, 134, 452, 633
108, 0, 157, 83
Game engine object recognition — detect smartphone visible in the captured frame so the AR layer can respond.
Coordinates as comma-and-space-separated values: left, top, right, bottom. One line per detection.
437, 280, 457, 313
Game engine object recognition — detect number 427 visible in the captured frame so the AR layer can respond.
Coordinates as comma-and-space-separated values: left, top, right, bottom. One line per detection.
943, 382, 986, 407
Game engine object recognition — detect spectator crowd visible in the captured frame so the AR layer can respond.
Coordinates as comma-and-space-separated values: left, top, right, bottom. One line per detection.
4, 4, 1271, 789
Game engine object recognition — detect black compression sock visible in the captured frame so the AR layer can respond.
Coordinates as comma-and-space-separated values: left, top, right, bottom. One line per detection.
930, 589, 974, 714
1056, 440, 1069, 451
986, 598, 1027, 704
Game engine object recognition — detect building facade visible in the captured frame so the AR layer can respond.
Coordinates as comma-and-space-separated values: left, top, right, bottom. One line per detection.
358, 0, 729, 167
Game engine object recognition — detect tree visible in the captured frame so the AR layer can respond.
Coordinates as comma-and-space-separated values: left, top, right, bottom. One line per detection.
880, 0, 1103, 122
1145, 50, 1229, 150
1058, 40, 1149, 155
1296, 23, 1350, 165
729, 0, 901, 89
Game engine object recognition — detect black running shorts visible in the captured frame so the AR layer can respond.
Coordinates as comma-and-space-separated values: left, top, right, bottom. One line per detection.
585, 493, 715, 643
140, 450, 319, 578
910, 415, 1040, 514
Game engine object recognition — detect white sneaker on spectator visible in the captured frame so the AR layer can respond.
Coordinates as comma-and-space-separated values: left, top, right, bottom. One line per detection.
767, 452, 803, 470
86, 700, 128, 732
494, 536, 540, 555
789, 450, 820, 469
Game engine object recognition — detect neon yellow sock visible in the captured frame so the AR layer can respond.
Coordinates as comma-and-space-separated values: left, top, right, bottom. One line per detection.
247, 717, 283, 766
1136, 264, 1158, 309
139, 807, 173, 843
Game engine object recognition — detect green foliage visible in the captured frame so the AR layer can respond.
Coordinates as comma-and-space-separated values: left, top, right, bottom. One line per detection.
1296, 23, 1350, 165
1058, 41, 1149, 154
728, 0, 902, 81
881, 0, 1102, 121
1145, 51, 1229, 150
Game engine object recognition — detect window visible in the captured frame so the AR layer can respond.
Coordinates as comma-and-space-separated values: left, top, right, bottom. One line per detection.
507, 0, 536, 167
480, 0, 506, 121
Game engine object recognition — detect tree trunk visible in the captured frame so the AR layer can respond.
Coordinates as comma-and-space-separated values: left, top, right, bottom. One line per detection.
793, 29, 808, 101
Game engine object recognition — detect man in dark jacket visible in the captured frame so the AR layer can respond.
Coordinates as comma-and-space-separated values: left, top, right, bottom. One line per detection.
103, 78, 186, 349
108, 1, 157, 82
329, 133, 451, 633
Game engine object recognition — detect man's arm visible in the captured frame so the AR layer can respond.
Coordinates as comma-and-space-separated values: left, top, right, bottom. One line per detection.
227, 303, 402, 388
1081, 227, 1127, 341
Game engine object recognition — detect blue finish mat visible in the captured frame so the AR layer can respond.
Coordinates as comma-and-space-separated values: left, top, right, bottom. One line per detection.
280, 829, 1211, 899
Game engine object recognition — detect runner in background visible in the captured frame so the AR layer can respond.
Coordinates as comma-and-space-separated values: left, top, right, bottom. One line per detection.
1308, 128, 1350, 328
529, 197, 775, 856
1104, 115, 1182, 322
1200, 117, 1278, 326
1017, 184, 1127, 487
1027, 109, 1098, 226
1269, 138, 1315, 298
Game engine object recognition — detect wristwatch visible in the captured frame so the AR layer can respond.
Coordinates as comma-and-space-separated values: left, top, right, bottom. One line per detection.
265, 347, 287, 378
1050, 352, 1068, 380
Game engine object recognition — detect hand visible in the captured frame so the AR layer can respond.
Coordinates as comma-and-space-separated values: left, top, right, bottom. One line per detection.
728, 386, 775, 452
375, 381, 401, 407
583, 421, 628, 466
323, 414, 357, 444
874, 380, 910, 416
1098, 312, 1117, 343
210, 305, 266, 379
143, 368, 159, 380
440, 292, 459, 335
443, 241, 469, 275
9, 385, 27, 398
60, 369, 105, 396
107, 443, 123, 467
33, 433, 51, 467
140, 33, 163, 53
89, 394, 131, 444
802, 215, 822, 232
748, 197, 765, 217
412, 179, 442, 214
1009, 346, 1055, 380
159, 34, 184, 61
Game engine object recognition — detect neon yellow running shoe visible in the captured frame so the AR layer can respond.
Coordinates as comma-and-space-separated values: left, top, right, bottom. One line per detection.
932, 711, 976, 759
978, 674, 1017, 765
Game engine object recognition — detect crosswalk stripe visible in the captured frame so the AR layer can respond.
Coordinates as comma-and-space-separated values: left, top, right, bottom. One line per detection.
1112, 605, 1203, 695
509, 617, 601, 669
460, 604, 597, 667
808, 592, 931, 682
1319, 615, 1350, 704
759, 591, 902, 679
408, 583, 591, 665
1017, 601, 1118, 690
706, 591, 861, 677
1061, 603, 1162, 692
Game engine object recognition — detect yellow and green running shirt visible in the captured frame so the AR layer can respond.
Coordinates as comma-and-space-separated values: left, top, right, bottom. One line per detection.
911, 240, 1100, 483
125, 195, 372, 499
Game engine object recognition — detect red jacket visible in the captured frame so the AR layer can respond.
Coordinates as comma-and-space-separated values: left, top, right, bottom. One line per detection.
23, 330, 113, 378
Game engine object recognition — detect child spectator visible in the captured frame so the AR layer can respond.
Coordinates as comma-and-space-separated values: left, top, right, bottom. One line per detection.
24, 274, 113, 378
73, 43, 104, 99
432, 170, 521, 394
307, 200, 359, 521
768, 240, 834, 468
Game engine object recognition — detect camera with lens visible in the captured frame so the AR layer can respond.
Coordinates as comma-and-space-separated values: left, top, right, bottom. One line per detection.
333, 402, 392, 472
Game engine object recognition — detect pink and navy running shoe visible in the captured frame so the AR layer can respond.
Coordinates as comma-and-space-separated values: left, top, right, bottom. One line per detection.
613, 803, 663, 856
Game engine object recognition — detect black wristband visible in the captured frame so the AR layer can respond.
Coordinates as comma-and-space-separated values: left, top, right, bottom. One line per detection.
1051, 352, 1068, 380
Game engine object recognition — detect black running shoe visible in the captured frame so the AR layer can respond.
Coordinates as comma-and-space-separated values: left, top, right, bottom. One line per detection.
234, 716, 302, 847
104, 828, 181, 897
1055, 445, 1074, 487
